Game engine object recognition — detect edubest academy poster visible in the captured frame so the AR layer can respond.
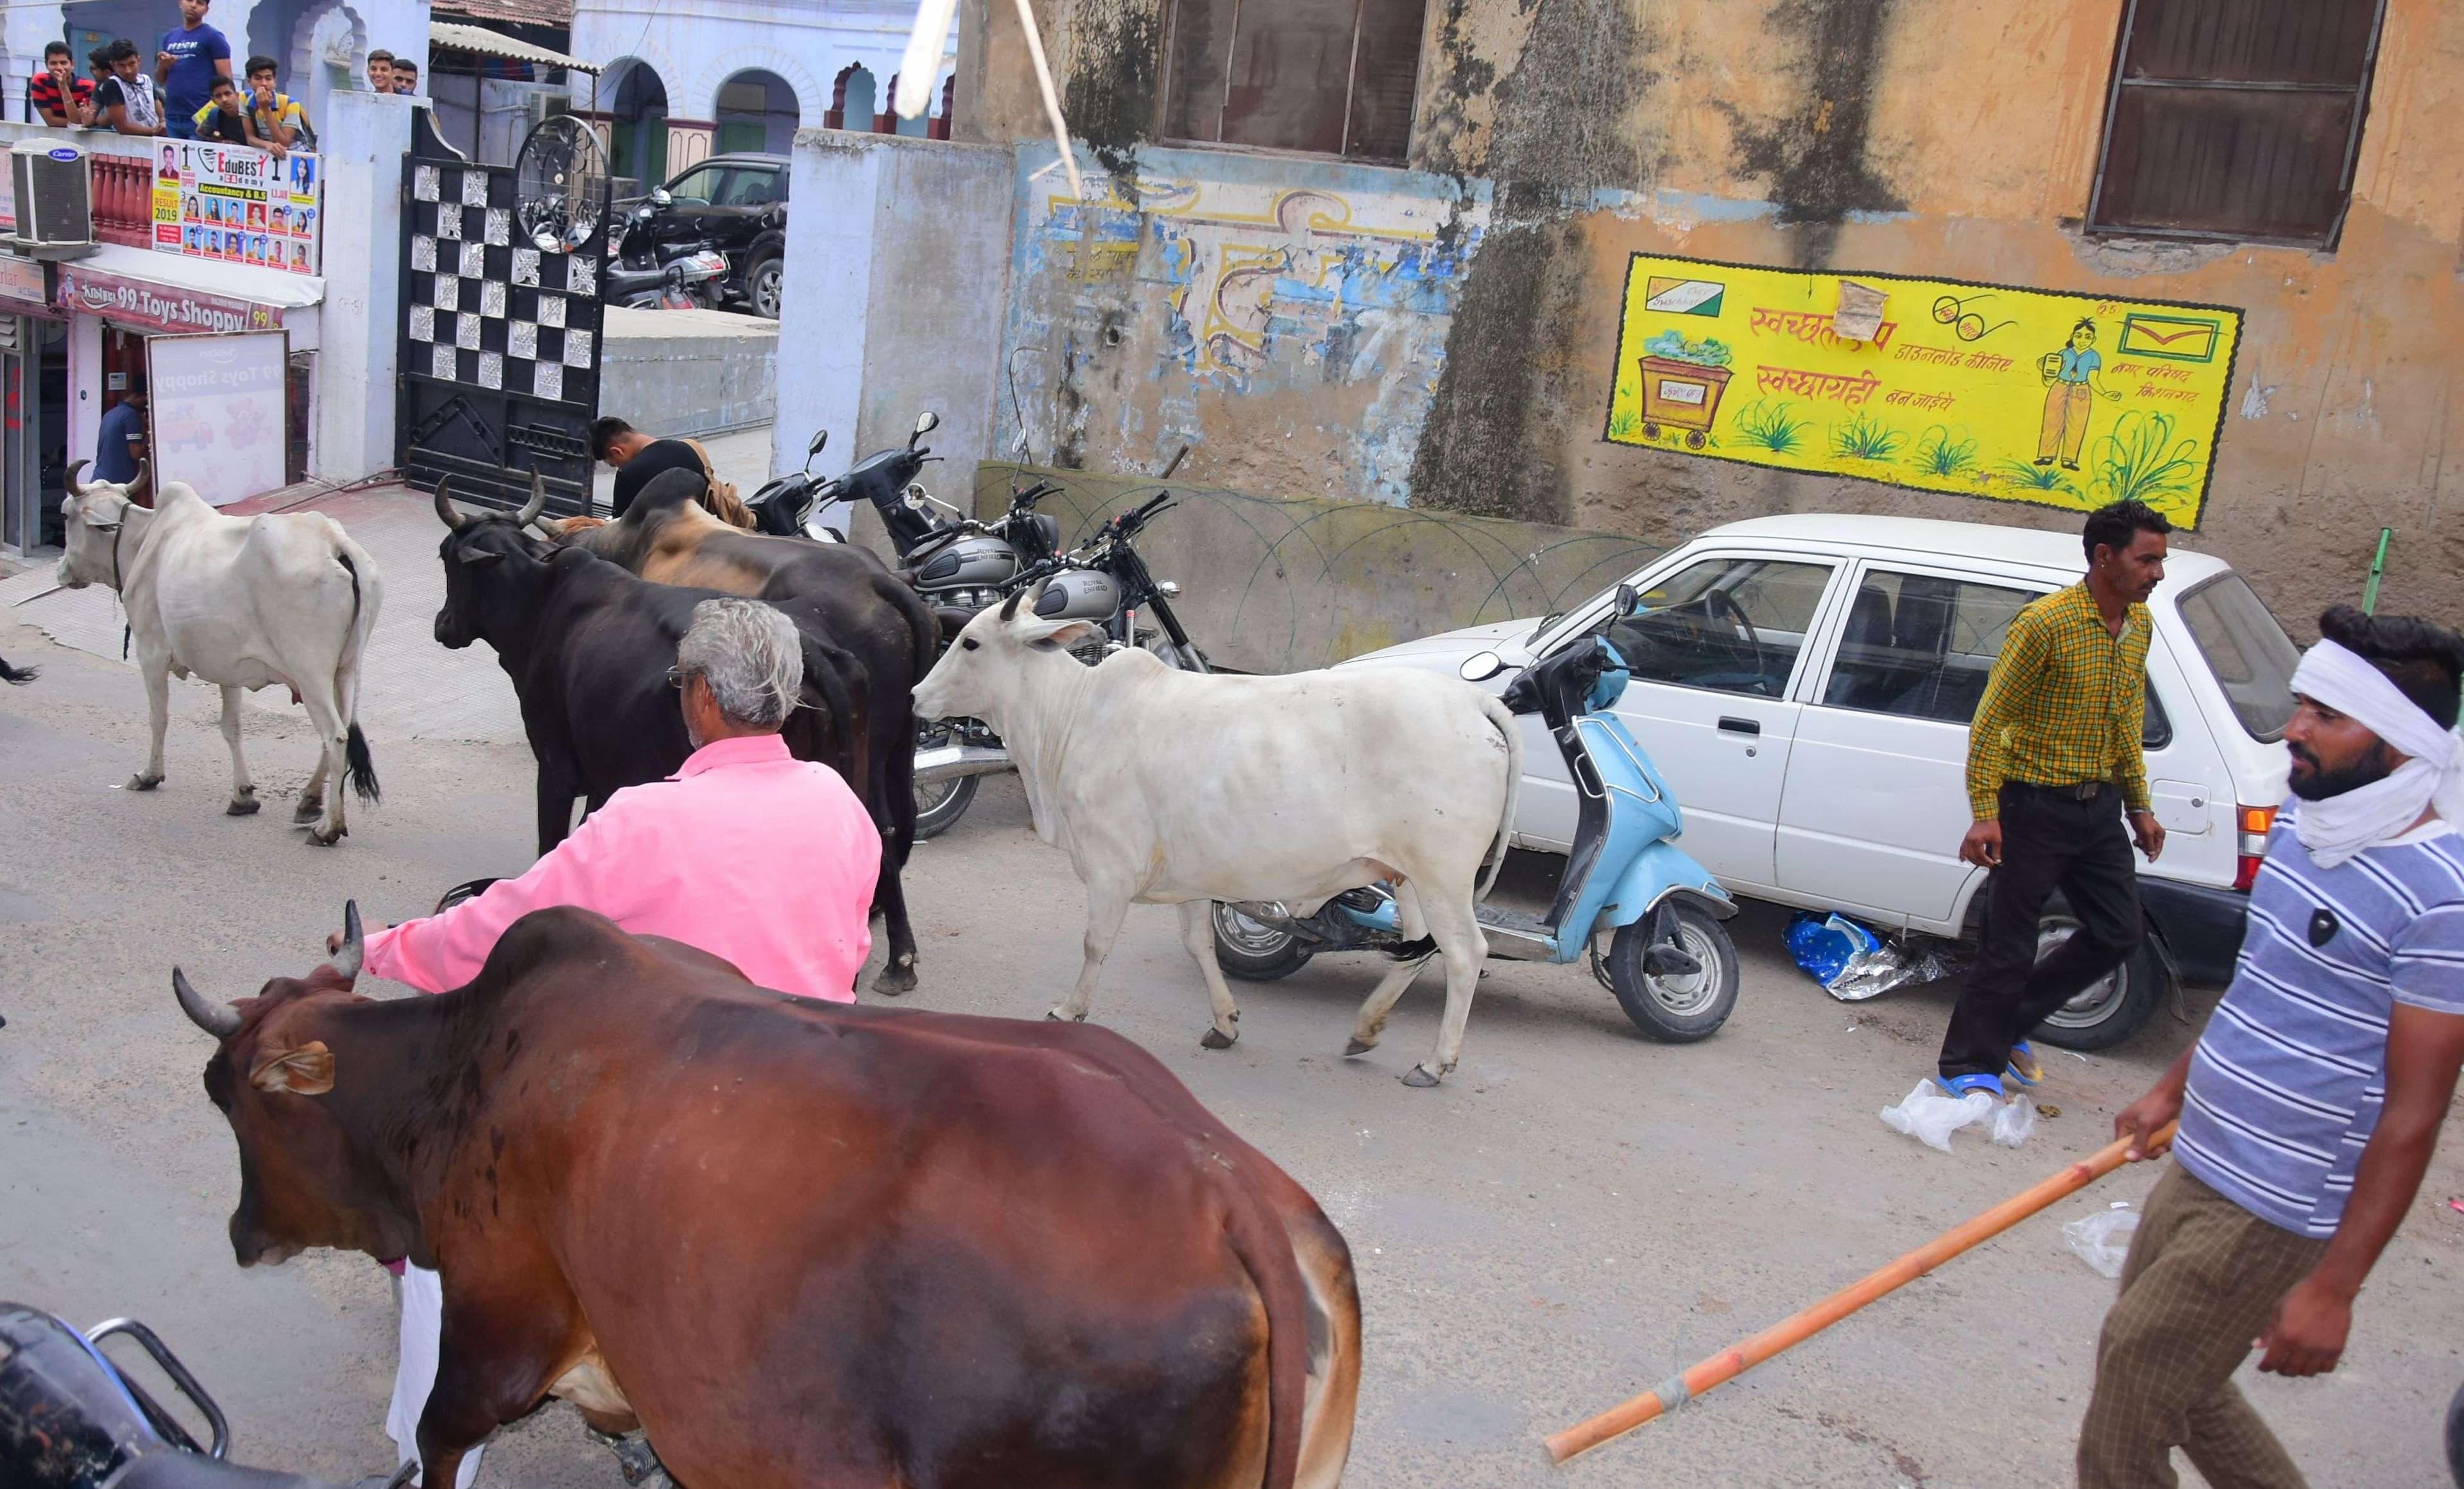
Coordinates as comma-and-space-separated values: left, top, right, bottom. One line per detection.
151, 142, 321, 276
1603, 254, 2243, 527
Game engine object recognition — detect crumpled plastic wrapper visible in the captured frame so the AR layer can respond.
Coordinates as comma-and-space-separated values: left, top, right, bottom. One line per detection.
1879, 1081, 2038, 1152
2064, 1203, 2140, 1279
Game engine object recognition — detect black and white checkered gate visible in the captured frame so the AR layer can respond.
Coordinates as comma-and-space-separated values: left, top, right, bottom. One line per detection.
394, 141, 608, 517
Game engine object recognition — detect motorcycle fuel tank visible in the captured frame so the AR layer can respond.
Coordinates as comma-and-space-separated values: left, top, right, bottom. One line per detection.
1033, 568, 1121, 622
912, 536, 1021, 591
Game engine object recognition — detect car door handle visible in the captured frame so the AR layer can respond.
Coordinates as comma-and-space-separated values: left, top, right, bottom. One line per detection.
1718, 716, 1761, 736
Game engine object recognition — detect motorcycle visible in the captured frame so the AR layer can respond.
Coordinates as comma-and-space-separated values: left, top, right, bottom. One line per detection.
759, 413, 1204, 838
607, 192, 727, 311
1209, 586, 1743, 1044
0, 1300, 387, 1487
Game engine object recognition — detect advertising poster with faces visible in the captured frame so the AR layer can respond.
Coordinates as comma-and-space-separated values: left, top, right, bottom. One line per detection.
151, 143, 321, 276
147, 332, 288, 507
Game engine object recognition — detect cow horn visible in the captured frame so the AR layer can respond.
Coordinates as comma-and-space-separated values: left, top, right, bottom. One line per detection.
433, 479, 468, 530
173, 967, 243, 1038
65, 459, 90, 497
327, 899, 364, 981
128, 459, 148, 495
515, 472, 548, 529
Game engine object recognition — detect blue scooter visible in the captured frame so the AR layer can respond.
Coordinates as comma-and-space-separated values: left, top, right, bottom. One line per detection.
1211, 586, 1742, 1042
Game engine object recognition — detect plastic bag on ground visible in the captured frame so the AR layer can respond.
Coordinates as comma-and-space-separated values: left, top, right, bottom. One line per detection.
1990, 1094, 2038, 1147
1788, 912, 1953, 1001
1879, 1080, 1996, 1152
2064, 1202, 2140, 1279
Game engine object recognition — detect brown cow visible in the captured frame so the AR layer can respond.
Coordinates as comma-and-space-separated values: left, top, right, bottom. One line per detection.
543, 468, 938, 992
173, 903, 1360, 1489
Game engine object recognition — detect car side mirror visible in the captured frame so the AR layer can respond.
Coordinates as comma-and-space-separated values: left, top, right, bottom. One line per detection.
1615, 581, 1641, 617
650, 186, 672, 207
1459, 651, 1507, 683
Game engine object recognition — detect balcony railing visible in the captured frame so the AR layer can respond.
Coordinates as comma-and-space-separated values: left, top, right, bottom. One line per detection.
90, 154, 151, 246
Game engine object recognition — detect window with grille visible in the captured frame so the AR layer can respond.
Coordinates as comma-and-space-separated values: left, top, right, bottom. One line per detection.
2089, 0, 2387, 245
1161, 0, 1430, 164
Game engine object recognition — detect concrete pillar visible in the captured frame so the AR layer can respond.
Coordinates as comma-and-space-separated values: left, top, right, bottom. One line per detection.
773, 129, 882, 534
311, 87, 410, 482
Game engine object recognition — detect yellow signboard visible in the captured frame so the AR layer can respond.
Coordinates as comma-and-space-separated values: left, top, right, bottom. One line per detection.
1604, 255, 2243, 527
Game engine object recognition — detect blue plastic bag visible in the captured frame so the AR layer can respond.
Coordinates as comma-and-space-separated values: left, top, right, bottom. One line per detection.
1785, 911, 1885, 992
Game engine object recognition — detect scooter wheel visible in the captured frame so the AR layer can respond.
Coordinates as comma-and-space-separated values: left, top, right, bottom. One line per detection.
1213, 901, 1315, 982
1606, 901, 1739, 1042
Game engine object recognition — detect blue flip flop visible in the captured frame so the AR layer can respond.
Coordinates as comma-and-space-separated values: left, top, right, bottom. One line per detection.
1939, 1072, 2005, 1100
2005, 1039, 2044, 1088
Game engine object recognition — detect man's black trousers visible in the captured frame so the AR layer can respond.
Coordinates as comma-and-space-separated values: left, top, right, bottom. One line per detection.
1938, 782, 2144, 1081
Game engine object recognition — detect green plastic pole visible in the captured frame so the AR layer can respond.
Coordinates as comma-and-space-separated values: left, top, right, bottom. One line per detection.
2363, 527, 2393, 615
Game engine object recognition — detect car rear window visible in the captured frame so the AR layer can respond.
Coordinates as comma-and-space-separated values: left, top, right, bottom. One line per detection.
2177, 573, 2299, 742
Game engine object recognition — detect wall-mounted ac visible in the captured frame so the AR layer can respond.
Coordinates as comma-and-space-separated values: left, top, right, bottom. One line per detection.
11, 139, 95, 259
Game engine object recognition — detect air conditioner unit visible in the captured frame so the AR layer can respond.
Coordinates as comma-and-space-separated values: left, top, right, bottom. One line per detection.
11, 139, 95, 259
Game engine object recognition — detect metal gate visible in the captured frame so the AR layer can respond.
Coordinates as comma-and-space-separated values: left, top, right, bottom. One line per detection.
394, 132, 607, 516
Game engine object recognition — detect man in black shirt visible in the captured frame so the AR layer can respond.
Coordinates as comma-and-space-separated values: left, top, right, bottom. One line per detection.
592, 415, 709, 518
193, 76, 257, 146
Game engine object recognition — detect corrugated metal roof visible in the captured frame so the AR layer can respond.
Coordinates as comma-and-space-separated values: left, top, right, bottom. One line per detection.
432, 0, 574, 31
428, 21, 599, 74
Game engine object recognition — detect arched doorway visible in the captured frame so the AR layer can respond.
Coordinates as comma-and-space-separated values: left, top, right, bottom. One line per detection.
832, 65, 875, 132
714, 69, 798, 155
607, 58, 669, 191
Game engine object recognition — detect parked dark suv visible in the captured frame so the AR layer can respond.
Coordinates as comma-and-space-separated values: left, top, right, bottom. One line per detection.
638, 153, 789, 318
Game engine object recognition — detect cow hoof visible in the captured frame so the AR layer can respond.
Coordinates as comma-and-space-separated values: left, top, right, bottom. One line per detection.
307, 827, 345, 847
870, 958, 918, 996
1044, 1010, 1066, 1022
1401, 1066, 1442, 1088
128, 774, 162, 792
1343, 1037, 1376, 1057
1200, 1026, 1237, 1050
227, 796, 261, 817
292, 797, 324, 824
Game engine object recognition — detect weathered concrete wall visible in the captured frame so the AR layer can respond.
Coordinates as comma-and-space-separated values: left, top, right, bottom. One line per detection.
600, 307, 778, 438
952, 0, 2464, 635
996, 143, 1490, 504
773, 130, 1016, 515
971, 459, 1657, 673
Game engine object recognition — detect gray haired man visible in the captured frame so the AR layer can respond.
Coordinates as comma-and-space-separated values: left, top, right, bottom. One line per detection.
348, 598, 883, 1488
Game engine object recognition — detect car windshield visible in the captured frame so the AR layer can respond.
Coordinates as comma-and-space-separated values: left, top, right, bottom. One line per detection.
2176, 572, 2300, 742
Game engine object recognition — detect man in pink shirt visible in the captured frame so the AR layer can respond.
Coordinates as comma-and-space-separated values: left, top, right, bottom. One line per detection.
351, 597, 880, 1488
358, 597, 880, 1001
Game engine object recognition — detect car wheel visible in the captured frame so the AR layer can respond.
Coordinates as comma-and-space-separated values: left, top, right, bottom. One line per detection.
1605, 901, 1740, 1042
1213, 901, 1315, 981
2030, 898, 2169, 1051
748, 254, 783, 319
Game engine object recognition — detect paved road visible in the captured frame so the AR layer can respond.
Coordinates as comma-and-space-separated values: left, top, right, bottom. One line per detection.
4, 562, 2460, 1488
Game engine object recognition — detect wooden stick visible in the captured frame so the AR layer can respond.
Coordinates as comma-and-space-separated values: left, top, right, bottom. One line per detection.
1544, 1121, 2177, 1465
1012, 0, 1086, 207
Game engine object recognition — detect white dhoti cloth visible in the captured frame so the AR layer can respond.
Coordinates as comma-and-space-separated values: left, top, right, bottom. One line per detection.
389, 1264, 485, 1489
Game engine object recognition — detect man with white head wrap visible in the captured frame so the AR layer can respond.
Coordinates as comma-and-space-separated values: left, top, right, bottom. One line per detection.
2080, 604, 2464, 1489
332, 597, 882, 1489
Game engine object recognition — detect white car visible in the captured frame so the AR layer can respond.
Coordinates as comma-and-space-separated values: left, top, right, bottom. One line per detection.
1346, 513, 2300, 1048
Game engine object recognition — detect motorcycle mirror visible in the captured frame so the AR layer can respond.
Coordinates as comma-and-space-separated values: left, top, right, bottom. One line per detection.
1615, 581, 1641, 617
1459, 651, 1508, 683
911, 410, 941, 445
805, 428, 828, 464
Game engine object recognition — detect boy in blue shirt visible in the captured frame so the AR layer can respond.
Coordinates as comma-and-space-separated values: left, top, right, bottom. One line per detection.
155, 0, 231, 140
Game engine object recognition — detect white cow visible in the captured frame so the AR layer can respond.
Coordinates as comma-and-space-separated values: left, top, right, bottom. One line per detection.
57, 464, 382, 844
914, 588, 1521, 1086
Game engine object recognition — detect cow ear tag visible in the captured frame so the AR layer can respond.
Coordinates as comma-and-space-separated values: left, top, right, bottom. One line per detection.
251, 1040, 336, 1095
2308, 910, 2339, 948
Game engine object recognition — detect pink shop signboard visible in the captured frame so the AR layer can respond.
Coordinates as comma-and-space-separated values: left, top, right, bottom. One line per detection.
55, 266, 279, 335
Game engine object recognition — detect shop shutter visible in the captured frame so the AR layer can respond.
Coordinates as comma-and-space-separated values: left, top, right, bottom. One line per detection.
2089, 0, 2386, 244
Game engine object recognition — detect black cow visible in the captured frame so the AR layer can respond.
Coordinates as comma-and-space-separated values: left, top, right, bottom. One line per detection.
431, 480, 921, 992
543, 468, 939, 994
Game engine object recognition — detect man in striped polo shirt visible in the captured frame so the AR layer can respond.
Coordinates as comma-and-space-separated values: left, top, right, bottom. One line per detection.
2079, 604, 2464, 1489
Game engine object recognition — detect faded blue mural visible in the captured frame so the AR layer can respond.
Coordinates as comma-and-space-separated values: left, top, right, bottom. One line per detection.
997, 143, 1492, 505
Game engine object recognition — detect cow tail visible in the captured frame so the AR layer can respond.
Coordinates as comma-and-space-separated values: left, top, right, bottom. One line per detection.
1220, 1171, 1308, 1489
336, 540, 381, 802
1475, 692, 1521, 903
